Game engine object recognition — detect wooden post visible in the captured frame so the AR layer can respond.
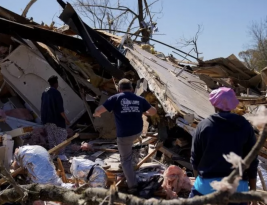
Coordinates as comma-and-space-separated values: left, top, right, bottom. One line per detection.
57, 158, 67, 183
135, 143, 162, 169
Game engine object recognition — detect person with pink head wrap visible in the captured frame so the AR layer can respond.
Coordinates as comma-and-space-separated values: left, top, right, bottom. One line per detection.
189, 87, 258, 205
209, 87, 239, 112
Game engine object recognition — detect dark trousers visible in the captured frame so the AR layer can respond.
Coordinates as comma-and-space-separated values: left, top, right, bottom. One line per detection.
189, 186, 247, 205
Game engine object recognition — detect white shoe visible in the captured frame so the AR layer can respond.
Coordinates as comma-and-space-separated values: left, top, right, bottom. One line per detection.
58, 154, 68, 161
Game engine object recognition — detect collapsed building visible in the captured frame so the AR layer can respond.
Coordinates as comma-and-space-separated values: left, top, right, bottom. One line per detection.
0, 1, 267, 201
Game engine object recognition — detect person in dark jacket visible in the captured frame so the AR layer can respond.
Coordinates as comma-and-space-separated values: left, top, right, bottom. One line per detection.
41, 75, 70, 161
190, 87, 258, 205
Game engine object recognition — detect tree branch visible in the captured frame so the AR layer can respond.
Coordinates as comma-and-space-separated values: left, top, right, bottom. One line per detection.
94, 28, 200, 60
22, 0, 37, 17
78, 3, 138, 17
0, 184, 266, 205
143, 0, 153, 24
227, 123, 267, 184
0, 166, 27, 202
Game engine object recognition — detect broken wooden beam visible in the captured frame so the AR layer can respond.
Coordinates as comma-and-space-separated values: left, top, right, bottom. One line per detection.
158, 146, 192, 170
135, 142, 162, 170
48, 133, 79, 155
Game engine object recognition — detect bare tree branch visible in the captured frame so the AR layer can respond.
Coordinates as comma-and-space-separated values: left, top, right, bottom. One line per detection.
178, 24, 203, 59
0, 184, 266, 205
22, 0, 37, 17
144, 0, 153, 24
0, 166, 28, 202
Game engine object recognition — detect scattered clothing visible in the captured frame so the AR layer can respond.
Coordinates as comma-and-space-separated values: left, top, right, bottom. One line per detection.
103, 92, 151, 137
45, 123, 67, 155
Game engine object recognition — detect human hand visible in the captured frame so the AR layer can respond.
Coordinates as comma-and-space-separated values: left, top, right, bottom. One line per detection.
250, 202, 258, 205
93, 112, 101, 117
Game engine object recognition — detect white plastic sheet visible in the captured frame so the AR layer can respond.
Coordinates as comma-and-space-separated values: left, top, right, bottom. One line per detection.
70, 157, 107, 188
15, 145, 62, 185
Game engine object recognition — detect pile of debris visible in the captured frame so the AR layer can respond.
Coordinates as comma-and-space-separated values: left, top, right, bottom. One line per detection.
0, 0, 267, 203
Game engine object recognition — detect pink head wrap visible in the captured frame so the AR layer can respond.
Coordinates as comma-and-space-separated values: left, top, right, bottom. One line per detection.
209, 87, 239, 111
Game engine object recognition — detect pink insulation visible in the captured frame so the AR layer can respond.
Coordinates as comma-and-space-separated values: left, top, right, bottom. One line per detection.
162, 165, 193, 199
5, 108, 34, 121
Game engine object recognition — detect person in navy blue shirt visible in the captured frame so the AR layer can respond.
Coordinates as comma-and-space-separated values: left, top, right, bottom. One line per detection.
41, 75, 70, 161
93, 78, 157, 194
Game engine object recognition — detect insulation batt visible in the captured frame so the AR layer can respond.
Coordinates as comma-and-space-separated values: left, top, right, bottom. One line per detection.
15, 145, 62, 185
162, 165, 193, 199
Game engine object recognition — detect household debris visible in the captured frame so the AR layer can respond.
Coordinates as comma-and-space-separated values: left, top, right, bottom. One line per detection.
0, 1, 266, 202
70, 157, 107, 188
13, 145, 62, 185
162, 165, 193, 199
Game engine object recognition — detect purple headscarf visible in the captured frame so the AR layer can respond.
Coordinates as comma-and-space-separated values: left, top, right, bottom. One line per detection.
209, 87, 239, 111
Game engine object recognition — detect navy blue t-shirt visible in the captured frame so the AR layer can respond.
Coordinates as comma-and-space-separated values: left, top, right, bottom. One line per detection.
103, 92, 151, 137
41, 87, 66, 128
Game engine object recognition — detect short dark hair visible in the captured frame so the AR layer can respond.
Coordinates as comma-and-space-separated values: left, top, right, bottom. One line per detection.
48, 75, 58, 86
118, 78, 133, 91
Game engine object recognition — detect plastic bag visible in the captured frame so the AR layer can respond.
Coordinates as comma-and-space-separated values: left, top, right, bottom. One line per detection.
70, 157, 107, 188
15, 145, 62, 185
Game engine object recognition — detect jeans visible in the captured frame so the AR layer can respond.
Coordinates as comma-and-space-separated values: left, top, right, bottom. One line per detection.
117, 132, 141, 188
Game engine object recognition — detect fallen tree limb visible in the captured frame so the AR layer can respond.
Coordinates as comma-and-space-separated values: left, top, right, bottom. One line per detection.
0, 167, 26, 201
0, 184, 267, 205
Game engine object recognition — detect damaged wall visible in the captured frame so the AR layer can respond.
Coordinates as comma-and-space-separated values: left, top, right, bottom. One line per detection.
0, 45, 86, 124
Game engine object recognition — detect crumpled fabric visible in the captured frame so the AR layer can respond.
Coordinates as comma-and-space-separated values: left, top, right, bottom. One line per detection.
162, 165, 192, 199
23, 127, 73, 149
15, 145, 62, 185
70, 157, 107, 188
209, 87, 239, 111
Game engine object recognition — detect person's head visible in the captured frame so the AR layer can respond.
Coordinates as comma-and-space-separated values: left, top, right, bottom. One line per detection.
48, 75, 58, 89
209, 87, 239, 113
118, 78, 133, 93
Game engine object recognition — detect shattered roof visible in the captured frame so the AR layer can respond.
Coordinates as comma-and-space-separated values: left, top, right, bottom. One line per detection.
126, 44, 214, 120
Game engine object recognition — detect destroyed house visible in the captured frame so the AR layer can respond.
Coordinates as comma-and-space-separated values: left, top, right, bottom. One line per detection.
0, 1, 267, 201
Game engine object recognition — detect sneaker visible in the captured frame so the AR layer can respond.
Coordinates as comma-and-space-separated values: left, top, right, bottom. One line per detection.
58, 154, 68, 161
